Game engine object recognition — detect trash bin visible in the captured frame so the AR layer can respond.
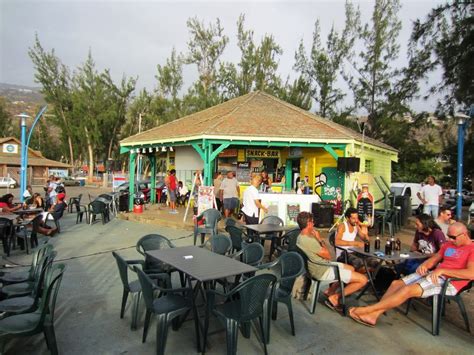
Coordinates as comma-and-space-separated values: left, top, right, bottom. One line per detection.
133, 197, 144, 214
395, 195, 411, 226
118, 192, 129, 212
78, 179, 85, 187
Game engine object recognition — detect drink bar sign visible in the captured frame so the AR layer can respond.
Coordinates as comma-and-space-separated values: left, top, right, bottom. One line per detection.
246, 149, 280, 159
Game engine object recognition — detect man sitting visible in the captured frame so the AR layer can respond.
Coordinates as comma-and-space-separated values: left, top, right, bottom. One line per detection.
349, 222, 474, 327
296, 211, 368, 311
335, 207, 378, 271
177, 181, 190, 207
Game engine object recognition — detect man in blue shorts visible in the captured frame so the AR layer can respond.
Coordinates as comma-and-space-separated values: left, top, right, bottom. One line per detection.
219, 171, 240, 218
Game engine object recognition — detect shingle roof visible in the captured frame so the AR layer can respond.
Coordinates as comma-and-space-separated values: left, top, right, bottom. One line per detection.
121, 91, 397, 152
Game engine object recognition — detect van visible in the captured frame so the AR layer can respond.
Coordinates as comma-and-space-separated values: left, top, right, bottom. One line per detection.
390, 182, 423, 211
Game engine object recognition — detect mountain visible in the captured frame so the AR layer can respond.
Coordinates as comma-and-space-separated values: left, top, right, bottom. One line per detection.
0, 82, 45, 117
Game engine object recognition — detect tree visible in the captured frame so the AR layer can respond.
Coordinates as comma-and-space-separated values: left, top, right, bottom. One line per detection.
346, 0, 402, 138
294, 2, 359, 118
29, 35, 77, 165
0, 98, 12, 135
184, 17, 228, 109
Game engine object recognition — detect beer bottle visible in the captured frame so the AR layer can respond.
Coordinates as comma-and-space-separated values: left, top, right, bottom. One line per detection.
385, 238, 392, 255
395, 238, 402, 251
364, 239, 370, 253
375, 236, 381, 250
390, 236, 396, 252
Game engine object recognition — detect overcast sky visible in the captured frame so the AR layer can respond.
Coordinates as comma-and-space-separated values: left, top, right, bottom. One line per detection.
1, 0, 444, 112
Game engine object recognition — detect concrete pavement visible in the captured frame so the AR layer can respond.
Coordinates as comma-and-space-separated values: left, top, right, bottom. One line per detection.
1, 209, 473, 354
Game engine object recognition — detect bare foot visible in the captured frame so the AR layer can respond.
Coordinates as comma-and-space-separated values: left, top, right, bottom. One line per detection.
349, 308, 376, 327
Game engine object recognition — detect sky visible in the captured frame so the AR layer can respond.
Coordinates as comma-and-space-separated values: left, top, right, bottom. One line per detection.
0, 0, 444, 112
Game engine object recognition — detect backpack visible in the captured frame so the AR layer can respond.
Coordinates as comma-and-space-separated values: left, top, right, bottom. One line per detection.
55, 184, 66, 194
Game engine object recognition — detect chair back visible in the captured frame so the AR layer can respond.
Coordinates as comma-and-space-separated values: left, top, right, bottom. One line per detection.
98, 194, 113, 201
134, 266, 157, 312
37, 263, 67, 327
278, 252, 305, 294
226, 225, 245, 252
89, 200, 106, 213
76, 194, 83, 204
29, 244, 54, 278
240, 243, 264, 266
261, 215, 284, 226
205, 234, 232, 255
33, 250, 57, 298
282, 228, 301, 252
202, 208, 222, 229
112, 251, 133, 290
328, 229, 337, 254
224, 218, 237, 228
136, 234, 175, 272
229, 274, 277, 322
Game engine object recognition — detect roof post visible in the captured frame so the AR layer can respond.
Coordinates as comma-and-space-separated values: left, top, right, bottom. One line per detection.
148, 154, 156, 204
128, 152, 136, 211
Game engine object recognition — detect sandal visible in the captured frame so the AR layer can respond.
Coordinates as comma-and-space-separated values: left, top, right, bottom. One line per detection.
325, 300, 342, 313
348, 308, 375, 328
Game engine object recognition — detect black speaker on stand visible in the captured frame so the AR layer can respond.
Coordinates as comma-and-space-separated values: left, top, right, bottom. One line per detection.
312, 202, 335, 228
337, 157, 360, 172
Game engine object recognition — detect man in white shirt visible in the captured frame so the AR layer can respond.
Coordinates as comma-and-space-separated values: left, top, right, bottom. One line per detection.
242, 175, 268, 224
220, 171, 240, 218
417, 175, 443, 218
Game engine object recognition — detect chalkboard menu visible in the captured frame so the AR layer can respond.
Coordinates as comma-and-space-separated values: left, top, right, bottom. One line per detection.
236, 162, 251, 182
286, 203, 300, 226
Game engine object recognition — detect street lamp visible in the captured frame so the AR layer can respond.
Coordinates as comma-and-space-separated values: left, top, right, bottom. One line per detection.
455, 112, 470, 220
15, 106, 48, 202
357, 116, 369, 159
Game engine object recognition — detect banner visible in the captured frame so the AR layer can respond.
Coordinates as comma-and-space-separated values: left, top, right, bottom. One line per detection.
112, 174, 127, 191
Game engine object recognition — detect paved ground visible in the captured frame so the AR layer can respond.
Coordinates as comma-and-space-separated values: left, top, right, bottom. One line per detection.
1, 186, 473, 354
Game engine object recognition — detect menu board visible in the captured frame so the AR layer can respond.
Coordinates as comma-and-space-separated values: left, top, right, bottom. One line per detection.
197, 186, 215, 215
236, 162, 251, 182
286, 203, 300, 226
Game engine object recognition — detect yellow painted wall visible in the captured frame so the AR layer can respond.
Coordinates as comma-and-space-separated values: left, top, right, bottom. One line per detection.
298, 148, 343, 188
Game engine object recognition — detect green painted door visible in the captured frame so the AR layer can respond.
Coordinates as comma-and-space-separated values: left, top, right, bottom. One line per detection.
320, 167, 344, 201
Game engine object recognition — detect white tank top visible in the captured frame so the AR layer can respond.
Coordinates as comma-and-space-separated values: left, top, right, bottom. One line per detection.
336, 220, 358, 258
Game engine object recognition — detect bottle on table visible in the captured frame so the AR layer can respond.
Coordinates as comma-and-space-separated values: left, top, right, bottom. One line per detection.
390, 236, 396, 252
395, 238, 402, 251
375, 236, 381, 250
385, 238, 392, 255
364, 239, 370, 253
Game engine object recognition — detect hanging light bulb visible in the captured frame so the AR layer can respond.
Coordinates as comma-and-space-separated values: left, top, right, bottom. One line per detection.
130, 149, 135, 154
169, 146, 174, 152
161, 146, 167, 152
148, 147, 153, 153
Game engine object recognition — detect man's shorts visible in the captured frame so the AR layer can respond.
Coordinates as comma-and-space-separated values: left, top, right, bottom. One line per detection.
169, 189, 177, 202
337, 253, 379, 270
319, 262, 352, 284
223, 197, 239, 210
402, 272, 457, 298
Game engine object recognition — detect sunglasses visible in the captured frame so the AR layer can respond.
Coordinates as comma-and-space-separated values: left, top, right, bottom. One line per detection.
447, 233, 463, 240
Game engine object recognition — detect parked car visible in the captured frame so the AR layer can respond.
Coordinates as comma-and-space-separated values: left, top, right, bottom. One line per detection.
390, 182, 423, 211
0, 177, 17, 188
62, 176, 81, 186
443, 189, 473, 206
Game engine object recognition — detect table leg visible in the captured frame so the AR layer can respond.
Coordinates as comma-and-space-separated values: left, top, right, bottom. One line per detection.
188, 277, 202, 353
356, 260, 381, 301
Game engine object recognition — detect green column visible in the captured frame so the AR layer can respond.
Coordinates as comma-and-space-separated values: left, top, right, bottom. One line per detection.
285, 159, 292, 191
203, 141, 212, 186
129, 152, 137, 211
149, 154, 156, 204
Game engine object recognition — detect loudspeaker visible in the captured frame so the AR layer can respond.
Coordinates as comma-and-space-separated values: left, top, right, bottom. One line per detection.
337, 157, 360, 172
118, 193, 129, 212
312, 202, 334, 228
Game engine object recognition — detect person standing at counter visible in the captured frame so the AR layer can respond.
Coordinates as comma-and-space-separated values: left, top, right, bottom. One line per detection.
220, 171, 240, 218
242, 175, 268, 224
261, 170, 272, 192
213, 171, 223, 212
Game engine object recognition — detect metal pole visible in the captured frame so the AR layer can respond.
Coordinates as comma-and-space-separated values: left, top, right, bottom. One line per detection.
19, 115, 27, 202
456, 120, 465, 220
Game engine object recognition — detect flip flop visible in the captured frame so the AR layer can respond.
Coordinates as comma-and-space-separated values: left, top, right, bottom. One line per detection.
325, 300, 340, 313
348, 308, 375, 328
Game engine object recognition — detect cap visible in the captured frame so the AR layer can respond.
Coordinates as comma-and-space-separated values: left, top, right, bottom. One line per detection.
57, 193, 66, 201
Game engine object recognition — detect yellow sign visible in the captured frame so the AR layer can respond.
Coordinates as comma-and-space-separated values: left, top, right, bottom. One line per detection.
246, 149, 280, 159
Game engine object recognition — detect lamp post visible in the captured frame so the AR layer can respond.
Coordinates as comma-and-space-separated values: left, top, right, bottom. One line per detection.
15, 106, 48, 202
455, 112, 470, 220
357, 116, 369, 163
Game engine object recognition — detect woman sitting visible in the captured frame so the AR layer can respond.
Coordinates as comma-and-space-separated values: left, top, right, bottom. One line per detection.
0, 194, 22, 213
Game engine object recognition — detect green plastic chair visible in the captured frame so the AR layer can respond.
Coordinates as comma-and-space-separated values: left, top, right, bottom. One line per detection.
15, 214, 43, 254
257, 252, 305, 343
1, 250, 56, 299
200, 234, 232, 255
193, 208, 221, 245
0, 252, 56, 316
276, 227, 300, 255
112, 251, 143, 330
0, 263, 66, 355
134, 267, 194, 355
225, 225, 248, 253
260, 216, 284, 259
0, 244, 53, 285
204, 273, 277, 355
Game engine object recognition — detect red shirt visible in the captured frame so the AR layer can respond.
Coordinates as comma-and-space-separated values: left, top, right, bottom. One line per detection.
0, 202, 11, 209
437, 242, 474, 291
169, 175, 177, 190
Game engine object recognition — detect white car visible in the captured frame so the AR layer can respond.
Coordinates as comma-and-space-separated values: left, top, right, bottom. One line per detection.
390, 182, 423, 210
0, 177, 17, 188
